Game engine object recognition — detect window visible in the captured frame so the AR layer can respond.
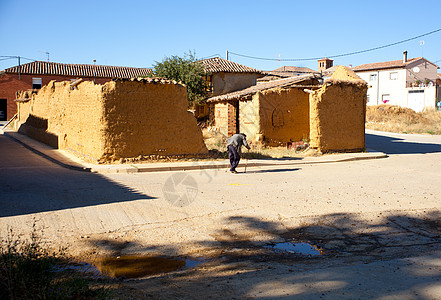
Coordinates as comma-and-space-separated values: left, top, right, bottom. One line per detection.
381, 94, 390, 104
369, 74, 377, 82
32, 78, 42, 89
390, 72, 398, 80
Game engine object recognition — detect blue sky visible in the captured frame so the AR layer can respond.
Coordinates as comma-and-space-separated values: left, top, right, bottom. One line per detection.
1, 0, 440, 72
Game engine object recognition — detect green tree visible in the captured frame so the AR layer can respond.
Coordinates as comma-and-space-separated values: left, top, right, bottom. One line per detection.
152, 51, 207, 107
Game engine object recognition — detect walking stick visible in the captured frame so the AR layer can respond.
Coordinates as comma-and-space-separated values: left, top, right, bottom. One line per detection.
244, 149, 249, 173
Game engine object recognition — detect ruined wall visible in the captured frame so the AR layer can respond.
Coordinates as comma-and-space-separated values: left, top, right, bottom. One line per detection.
213, 101, 237, 137
256, 87, 310, 145
309, 66, 368, 152
212, 72, 260, 96
16, 79, 207, 163
16, 81, 106, 160
100, 80, 207, 161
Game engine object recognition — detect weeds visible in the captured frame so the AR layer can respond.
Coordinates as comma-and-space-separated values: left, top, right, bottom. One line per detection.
0, 224, 112, 299
366, 105, 441, 134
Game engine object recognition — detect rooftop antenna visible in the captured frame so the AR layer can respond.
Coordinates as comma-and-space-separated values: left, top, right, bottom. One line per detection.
39, 51, 50, 62
419, 40, 424, 57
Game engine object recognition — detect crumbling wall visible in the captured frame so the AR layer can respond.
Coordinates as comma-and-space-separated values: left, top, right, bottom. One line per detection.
213, 101, 237, 137
16, 81, 105, 159
309, 66, 368, 152
101, 80, 207, 161
239, 97, 260, 141
256, 87, 310, 145
16, 79, 207, 163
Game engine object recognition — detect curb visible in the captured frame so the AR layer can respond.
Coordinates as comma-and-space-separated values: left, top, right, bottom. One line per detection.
3, 131, 388, 174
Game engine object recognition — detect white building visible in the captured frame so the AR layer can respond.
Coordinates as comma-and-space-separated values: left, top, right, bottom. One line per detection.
353, 51, 439, 112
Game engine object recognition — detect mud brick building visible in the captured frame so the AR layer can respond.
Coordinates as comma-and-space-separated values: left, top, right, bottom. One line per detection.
14, 78, 207, 163
208, 66, 368, 152
0, 61, 152, 121
207, 74, 321, 143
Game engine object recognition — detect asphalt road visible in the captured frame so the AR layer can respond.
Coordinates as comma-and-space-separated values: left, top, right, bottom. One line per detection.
1, 131, 441, 299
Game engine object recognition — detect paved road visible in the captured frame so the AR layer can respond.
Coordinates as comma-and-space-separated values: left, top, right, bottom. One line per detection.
1, 131, 441, 299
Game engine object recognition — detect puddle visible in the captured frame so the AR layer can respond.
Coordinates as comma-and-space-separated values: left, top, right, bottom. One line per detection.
264, 242, 323, 256
94, 255, 202, 279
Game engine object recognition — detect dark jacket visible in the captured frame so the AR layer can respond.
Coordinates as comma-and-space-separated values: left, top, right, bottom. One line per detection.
226, 134, 250, 153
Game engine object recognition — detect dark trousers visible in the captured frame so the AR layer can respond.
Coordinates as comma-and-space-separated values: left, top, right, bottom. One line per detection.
228, 145, 240, 171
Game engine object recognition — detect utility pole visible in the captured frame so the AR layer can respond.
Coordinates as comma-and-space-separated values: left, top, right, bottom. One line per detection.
18, 56, 21, 80
226, 50, 229, 61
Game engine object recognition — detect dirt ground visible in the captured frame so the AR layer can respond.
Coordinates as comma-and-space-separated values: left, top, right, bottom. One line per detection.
2, 131, 441, 299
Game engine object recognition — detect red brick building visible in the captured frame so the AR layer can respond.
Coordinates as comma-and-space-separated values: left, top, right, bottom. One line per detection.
0, 61, 152, 121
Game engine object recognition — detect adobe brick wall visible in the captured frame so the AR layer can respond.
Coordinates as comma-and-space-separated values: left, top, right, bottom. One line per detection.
257, 87, 310, 145
213, 101, 237, 137
239, 87, 310, 145
0, 73, 111, 120
309, 66, 368, 152
15, 79, 207, 163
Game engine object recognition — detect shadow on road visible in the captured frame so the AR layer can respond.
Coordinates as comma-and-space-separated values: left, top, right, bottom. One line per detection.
366, 132, 441, 154
86, 210, 441, 299
0, 136, 155, 217
0, 167, 155, 217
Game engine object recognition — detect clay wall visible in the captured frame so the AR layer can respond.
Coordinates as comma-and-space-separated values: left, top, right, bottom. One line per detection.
0, 73, 110, 120
239, 97, 260, 141
100, 80, 207, 161
211, 72, 260, 96
16, 81, 106, 161
16, 79, 207, 163
256, 87, 310, 145
213, 101, 238, 137
309, 81, 367, 152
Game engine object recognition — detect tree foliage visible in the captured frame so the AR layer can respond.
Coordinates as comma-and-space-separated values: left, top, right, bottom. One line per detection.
152, 52, 207, 107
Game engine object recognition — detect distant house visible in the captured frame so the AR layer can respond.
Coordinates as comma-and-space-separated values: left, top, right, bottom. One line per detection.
194, 57, 263, 118
0, 61, 152, 121
198, 57, 263, 96
352, 51, 439, 112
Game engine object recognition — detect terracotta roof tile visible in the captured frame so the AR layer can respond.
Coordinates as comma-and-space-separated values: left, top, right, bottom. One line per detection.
272, 66, 317, 73
207, 74, 319, 102
199, 57, 262, 74
352, 58, 421, 72
3, 61, 152, 78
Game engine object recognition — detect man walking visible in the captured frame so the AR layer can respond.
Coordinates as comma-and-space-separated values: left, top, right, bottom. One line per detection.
226, 133, 251, 174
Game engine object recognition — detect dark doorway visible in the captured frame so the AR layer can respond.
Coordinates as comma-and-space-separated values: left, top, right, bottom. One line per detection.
0, 99, 7, 121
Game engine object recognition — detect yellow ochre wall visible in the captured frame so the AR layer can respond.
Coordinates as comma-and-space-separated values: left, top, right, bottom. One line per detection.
239, 87, 310, 144
15, 79, 207, 163
309, 66, 368, 152
101, 80, 207, 161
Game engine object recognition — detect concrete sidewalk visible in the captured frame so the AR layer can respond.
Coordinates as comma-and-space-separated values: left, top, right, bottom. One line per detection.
3, 130, 387, 174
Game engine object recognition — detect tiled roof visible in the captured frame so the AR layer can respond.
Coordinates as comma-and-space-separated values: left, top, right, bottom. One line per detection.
352, 58, 422, 72
272, 66, 316, 73
198, 57, 262, 74
113, 77, 183, 86
3, 61, 152, 78
207, 74, 318, 102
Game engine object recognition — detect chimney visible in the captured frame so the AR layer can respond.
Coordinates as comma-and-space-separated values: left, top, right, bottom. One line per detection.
403, 51, 408, 63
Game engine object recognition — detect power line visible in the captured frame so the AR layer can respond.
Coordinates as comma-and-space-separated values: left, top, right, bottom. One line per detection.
229, 28, 441, 62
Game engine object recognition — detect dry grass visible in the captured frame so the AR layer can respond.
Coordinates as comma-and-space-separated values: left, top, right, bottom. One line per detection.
202, 128, 318, 159
366, 105, 441, 134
